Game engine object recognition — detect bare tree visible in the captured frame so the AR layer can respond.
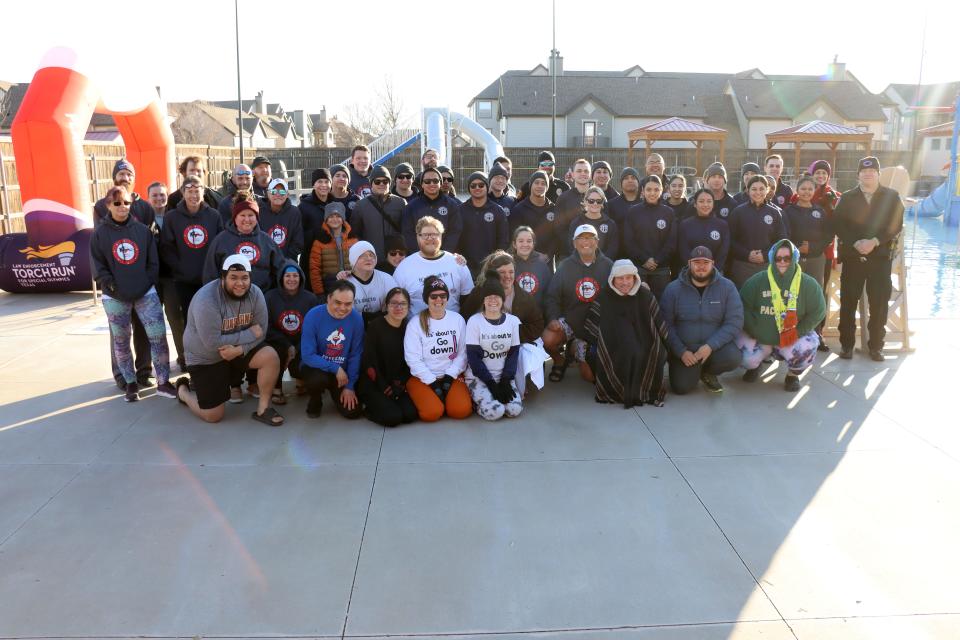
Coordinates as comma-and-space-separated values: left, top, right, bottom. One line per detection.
342, 76, 413, 139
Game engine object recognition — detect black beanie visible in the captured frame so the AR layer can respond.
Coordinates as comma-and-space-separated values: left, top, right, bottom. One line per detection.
592, 160, 612, 176
704, 162, 727, 182
467, 171, 489, 187
489, 163, 509, 180
529, 170, 550, 186
370, 165, 391, 182
478, 270, 505, 301
538, 150, 556, 163
422, 275, 449, 303
330, 163, 351, 180
620, 167, 641, 185
385, 234, 408, 253
394, 162, 415, 177
311, 168, 331, 184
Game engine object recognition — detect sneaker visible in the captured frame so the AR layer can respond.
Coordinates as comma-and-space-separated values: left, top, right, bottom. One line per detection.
155, 382, 177, 398
700, 372, 724, 393
817, 336, 830, 352
869, 350, 884, 362
784, 374, 801, 392
124, 382, 139, 402
838, 348, 853, 360
742, 366, 760, 383
228, 387, 244, 404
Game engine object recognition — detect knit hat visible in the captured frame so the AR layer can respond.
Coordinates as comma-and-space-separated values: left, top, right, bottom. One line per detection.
858, 156, 881, 173
489, 163, 509, 180
370, 165, 391, 183
704, 162, 727, 182
620, 167, 641, 186
741, 162, 762, 176
466, 171, 489, 187
608, 259, 641, 296
232, 198, 259, 221
324, 201, 346, 220
385, 234, 408, 254
250, 156, 271, 169
311, 168, 331, 183
689, 245, 714, 261
349, 240, 376, 266
330, 163, 351, 179
592, 160, 612, 176
437, 165, 454, 178
808, 160, 832, 176
529, 170, 550, 186
112, 158, 135, 180
422, 275, 449, 303
478, 270, 506, 302
222, 254, 251, 273
394, 162, 415, 178
537, 150, 556, 163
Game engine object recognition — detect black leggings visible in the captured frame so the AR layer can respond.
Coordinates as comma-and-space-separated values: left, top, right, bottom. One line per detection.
360, 386, 417, 427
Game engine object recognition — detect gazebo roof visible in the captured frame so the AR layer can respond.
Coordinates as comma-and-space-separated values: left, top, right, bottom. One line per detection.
766, 120, 871, 138
629, 117, 727, 141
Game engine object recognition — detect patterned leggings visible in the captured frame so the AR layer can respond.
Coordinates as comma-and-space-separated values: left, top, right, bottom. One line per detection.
467, 378, 523, 421
102, 291, 170, 385
737, 330, 819, 375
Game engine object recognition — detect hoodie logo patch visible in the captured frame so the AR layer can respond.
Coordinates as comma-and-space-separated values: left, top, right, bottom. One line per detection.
720, 207, 729, 217
112, 239, 139, 265
710, 230, 721, 241
763, 215, 773, 225
484, 212, 494, 223
812, 210, 822, 219
183, 225, 208, 249
268, 225, 288, 247
236, 242, 261, 264
517, 271, 540, 294
437, 206, 448, 216
280, 310, 303, 335
777, 196, 785, 205
575, 277, 600, 303
546, 211, 556, 221
656, 219, 667, 230
599, 224, 609, 233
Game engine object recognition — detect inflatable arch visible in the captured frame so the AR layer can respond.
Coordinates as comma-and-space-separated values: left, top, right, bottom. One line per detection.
0, 47, 176, 293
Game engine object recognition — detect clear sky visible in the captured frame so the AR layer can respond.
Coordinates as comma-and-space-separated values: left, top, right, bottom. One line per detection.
2, 0, 957, 127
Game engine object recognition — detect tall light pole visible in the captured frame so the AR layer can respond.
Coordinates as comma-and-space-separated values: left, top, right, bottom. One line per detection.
234, 0, 244, 163
551, 0, 557, 150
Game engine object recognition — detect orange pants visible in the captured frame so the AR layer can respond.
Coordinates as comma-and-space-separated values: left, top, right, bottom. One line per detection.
406, 377, 472, 422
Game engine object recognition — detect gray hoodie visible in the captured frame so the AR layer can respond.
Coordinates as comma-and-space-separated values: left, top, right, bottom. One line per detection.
183, 278, 268, 366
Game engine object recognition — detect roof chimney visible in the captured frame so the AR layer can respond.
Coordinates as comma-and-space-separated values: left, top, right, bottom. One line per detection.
549, 50, 563, 76
827, 56, 847, 81
255, 89, 265, 114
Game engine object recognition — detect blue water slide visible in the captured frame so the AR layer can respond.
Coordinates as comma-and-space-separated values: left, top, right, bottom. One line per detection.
373, 131, 422, 166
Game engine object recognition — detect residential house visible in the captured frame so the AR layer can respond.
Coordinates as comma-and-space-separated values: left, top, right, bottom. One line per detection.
883, 81, 960, 151
310, 107, 336, 147
915, 120, 954, 179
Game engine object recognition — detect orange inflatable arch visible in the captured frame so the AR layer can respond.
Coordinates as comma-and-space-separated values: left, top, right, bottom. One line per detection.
1, 47, 175, 293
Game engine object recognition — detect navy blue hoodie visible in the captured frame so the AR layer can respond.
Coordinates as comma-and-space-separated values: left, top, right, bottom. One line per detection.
554, 187, 589, 260
159, 199, 224, 285
607, 193, 642, 229
784, 203, 833, 257
698, 190, 738, 222
401, 192, 463, 253
509, 197, 559, 257
264, 261, 319, 354
202, 223, 286, 292
258, 198, 304, 261
677, 214, 730, 268
772, 180, 794, 210
94, 192, 156, 232
624, 201, 677, 268
728, 201, 788, 262
90, 213, 158, 302
489, 191, 516, 221
459, 198, 510, 268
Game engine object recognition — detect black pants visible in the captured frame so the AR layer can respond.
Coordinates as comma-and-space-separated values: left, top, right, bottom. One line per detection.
839, 256, 892, 352
360, 385, 417, 427
301, 365, 363, 419
174, 281, 203, 330
266, 338, 303, 390
639, 271, 671, 300
158, 277, 184, 364
110, 310, 151, 384
668, 341, 741, 395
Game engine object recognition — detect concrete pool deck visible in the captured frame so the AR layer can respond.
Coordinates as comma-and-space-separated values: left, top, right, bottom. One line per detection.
0, 291, 958, 639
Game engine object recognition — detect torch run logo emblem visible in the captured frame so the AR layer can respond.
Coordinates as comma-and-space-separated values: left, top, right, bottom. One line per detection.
183, 225, 208, 249
112, 239, 139, 265
236, 242, 261, 264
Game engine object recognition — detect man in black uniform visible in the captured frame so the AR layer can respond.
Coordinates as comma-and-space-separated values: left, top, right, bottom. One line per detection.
833, 157, 903, 361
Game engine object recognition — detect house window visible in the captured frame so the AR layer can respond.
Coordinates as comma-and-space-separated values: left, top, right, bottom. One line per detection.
477, 101, 493, 119
931, 138, 941, 151
583, 121, 597, 147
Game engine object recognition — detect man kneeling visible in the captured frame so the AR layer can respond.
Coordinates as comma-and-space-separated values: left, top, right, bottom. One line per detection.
177, 255, 283, 425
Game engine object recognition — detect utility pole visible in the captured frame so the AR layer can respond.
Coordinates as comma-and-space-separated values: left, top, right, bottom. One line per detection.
551, 0, 557, 150
234, 0, 244, 163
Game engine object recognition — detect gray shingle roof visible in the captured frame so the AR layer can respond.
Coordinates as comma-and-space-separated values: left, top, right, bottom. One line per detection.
888, 82, 960, 108
729, 79, 886, 121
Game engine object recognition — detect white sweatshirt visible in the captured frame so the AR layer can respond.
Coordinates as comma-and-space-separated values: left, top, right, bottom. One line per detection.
392, 251, 474, 315
403, 310, 467, 384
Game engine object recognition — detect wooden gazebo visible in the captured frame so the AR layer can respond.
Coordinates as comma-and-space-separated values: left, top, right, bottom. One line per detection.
627, 117, 727, 174
765, 120, 873, 179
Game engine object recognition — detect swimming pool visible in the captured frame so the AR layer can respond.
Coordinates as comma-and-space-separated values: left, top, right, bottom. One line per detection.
903, 216, 960, 318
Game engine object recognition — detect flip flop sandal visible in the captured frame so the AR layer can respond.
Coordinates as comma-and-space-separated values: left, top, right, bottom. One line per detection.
548, 363, 566, 382
252, 407, 284, 427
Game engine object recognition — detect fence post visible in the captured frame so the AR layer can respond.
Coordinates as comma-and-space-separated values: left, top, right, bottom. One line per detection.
0, 145, 10, 236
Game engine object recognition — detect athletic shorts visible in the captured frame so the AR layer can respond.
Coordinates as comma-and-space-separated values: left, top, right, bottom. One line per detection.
187, 342, 267, 410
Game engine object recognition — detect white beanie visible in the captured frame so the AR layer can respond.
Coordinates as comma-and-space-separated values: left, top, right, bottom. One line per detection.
349, 241, 376, 266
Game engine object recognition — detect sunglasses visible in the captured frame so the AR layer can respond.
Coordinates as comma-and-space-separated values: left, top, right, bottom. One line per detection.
388, 301, 409, 308
585, 198, 604, 205
428, 293, 448, 300
422, 178, 440, 185
469, 182, 487, 189
774, 255, 792, 263
397, 174, 413, 180
442, 177, 455, 183
372, 179, 390, 186
388, 250, 406, 256
112, 200, 133, 206
539, 161, 555, 167
269, 188, 287, 196
234, 170, 252, 176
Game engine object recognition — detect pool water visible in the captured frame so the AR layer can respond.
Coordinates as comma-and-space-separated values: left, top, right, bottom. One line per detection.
903, 216, 960, 318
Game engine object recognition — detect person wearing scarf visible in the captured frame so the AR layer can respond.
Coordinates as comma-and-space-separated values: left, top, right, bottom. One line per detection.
736, 239, 826, 392
583, 259, 671, 408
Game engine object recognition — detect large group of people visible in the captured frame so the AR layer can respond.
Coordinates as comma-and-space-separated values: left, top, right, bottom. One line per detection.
90, 146, 903, 425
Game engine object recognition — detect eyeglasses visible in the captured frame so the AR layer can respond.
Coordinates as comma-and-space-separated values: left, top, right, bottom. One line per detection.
112, 200, 132, 206
397, 174, 413, 180
539, 161, 555, 167
774, 255, 792, 263
585, 198, 604, 205
269, 188, 287, 196
428, 293, 448, 300
469, 182, 486, 190
372, 178, 390, 186
443, 177, 455, 183
388, 250, 406, 256
418, 232, 440, 239
387, 301, 409, 308
234, 170, 252, 176
422, 178, 440, 185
